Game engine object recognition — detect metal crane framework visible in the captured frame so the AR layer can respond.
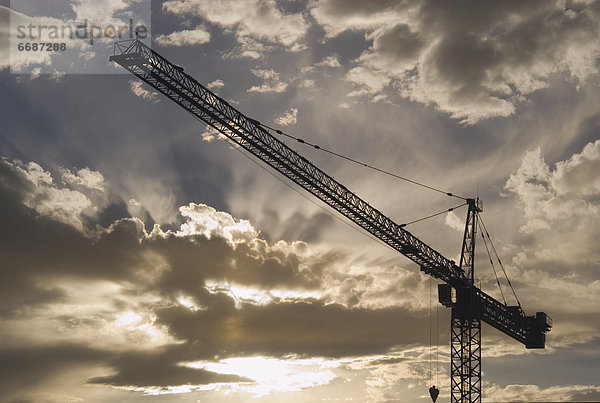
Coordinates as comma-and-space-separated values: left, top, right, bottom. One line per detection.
110, 39, 552, 402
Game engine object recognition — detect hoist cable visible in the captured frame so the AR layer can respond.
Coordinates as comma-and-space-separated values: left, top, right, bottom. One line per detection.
435, 297, 439, 386
429, 276, 432, 385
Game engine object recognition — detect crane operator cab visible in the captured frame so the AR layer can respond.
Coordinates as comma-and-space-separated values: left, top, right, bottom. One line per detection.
429, 385, 440, 402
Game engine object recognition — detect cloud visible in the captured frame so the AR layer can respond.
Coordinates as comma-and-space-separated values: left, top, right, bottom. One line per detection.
3, 156, 597, 400
551, 140, 600, 197
499, 142, 600, 347
0, 159, 332, 395
247, 68, 288, 93
185, 356, 338, 397
88, 349, 249, 388
311, 0, 600, 124
316, 55, 341, 69
201, 126, 227, 142
504, 142, 600, 237
5, 1, 600, 399
487, 383, 600, 402
207, 79, 224, 90
1, 159, 102, 232
155, 298, 430, 359
298, 78, 315, 88
0, 180, 326, 311
155, 26, 211, 47
310, 0, 408, 39
445, 211, 464, 232
275, 108, 298, 126
60, 167, 105, 191
0, 157, 439, 398
0, 158, 330, 301
161, 0, 308, 57
50, 70, 66, 81
176, 202, 257, 243
129, 80, 159, 103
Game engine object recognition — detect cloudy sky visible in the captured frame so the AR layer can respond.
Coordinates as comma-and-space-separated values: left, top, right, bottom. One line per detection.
2, 0, 600, 401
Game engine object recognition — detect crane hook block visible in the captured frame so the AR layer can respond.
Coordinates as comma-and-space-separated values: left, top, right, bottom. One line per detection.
429, 385, 440, 402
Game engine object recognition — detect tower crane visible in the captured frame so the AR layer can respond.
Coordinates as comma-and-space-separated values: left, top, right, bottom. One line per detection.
110, 39, 552, 402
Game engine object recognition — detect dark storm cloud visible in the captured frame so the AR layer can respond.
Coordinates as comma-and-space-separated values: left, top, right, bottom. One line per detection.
0, 343, 249, 397
0, 160, 140, 316
148, 230, 326, 297
313, 0, 600, 123
0, 157, 438, 392
91, 298, 432, 390
88, 349, 249, 387
0, 159, 329, 317
156, 296, 429, 359
0, 160, 144, 278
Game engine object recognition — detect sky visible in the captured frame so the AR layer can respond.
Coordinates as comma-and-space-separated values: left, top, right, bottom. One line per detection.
1, 0, 600, 402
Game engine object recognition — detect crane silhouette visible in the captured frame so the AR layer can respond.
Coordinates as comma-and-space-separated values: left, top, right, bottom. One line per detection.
110, 39, 552, 402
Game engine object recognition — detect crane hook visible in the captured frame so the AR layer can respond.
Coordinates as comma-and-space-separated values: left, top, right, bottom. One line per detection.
429, 385, 439, 402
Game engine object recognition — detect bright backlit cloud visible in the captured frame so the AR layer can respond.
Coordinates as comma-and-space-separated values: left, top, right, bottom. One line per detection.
275, 107, 298, 126
155, 26, 211, 47
248, 68, 288, 93
445, 211, 465, 232
505, 142, 600, 238
185, 356, 338, 396
129, 80, 159, 103
206, 79, 224, 90
176, 202, 257, 242
2, 159, 103, 232
60, 167, 106, 191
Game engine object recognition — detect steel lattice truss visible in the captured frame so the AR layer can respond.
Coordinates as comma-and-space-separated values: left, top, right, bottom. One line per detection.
110, 40, 551, 390
451, 313, 482, 403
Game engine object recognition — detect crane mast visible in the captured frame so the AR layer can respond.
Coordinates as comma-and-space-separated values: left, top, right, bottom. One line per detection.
450, 198, 482, 402
110, 39, 552, 402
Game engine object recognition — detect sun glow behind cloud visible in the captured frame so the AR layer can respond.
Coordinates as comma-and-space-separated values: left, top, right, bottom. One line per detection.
183, 356, 339, 396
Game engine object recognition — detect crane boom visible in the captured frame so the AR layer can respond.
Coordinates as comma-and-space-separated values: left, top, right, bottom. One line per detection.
110, 39, 550, 350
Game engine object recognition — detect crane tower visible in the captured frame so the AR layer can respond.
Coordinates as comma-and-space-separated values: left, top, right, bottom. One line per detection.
110, 39, 552, 402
